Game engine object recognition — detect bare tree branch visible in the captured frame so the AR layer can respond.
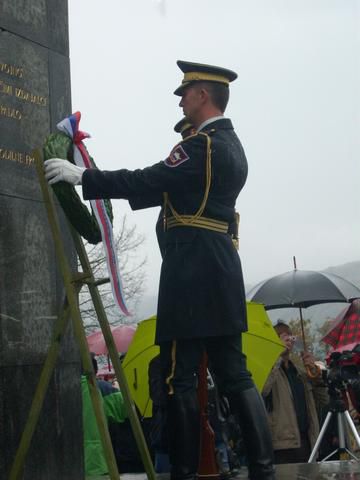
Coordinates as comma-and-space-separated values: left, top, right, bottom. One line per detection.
78, 215, 147, 333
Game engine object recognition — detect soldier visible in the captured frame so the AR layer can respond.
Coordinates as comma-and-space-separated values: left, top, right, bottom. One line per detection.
44, 60, 275, 480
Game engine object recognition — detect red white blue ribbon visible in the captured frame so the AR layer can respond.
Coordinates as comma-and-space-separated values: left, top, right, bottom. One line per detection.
57, 111, 130, 316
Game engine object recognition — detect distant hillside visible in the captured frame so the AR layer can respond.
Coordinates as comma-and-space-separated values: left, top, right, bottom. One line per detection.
324, 260, 360, 288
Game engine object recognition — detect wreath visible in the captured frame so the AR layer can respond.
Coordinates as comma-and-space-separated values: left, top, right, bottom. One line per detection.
43, 132, 113, 244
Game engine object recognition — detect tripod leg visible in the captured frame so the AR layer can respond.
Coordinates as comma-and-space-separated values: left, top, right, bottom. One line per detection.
308, 411, 333, 463
338, 412, 346, 449
338, 410, 359, 461
336, 412, 353, 460
315, 412, 360, 463
337, 412, 360, 461
320, 448, 340, 462
340, 410, 360, 460
344, 410, 360, 450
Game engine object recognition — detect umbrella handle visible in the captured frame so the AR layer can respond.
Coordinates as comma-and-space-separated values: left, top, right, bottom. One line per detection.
306, 364, 321, 379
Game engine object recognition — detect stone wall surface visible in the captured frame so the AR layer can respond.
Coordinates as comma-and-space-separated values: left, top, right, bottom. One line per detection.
0, 1, 83, 478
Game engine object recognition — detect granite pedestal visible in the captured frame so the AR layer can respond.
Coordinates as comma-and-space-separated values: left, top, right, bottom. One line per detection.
0, 1, 83, 478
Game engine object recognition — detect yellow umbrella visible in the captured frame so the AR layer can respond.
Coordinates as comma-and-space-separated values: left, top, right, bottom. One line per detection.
122, 316, 159, 418
123, 304, 284, 418
243, 302, 285, 391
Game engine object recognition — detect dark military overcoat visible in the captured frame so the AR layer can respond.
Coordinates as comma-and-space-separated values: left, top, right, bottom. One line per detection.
82, 118, 248, 343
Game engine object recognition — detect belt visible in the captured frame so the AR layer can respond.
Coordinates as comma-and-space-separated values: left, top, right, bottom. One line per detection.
166, 215, 228, 233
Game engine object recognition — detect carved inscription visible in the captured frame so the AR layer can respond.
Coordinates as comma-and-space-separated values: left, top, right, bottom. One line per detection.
0, 71, 47, 109
0, 104, 22, 120
0, 61, 24, 78
15, 87, 47, 106
0, 61, 47, 165
0, 79, 13, 95
0, 148, 34, 165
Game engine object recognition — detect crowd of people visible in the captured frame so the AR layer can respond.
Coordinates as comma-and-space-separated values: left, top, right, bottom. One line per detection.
82, 319, 360, 477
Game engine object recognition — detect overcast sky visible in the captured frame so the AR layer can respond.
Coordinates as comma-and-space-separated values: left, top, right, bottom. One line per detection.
68, 1, 360, 316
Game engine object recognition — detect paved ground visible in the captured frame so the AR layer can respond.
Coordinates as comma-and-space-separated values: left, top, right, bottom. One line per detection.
88, 460, 360, 479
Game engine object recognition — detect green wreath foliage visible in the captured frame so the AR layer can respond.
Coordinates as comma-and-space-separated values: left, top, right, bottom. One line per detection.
43, 132, 113, 244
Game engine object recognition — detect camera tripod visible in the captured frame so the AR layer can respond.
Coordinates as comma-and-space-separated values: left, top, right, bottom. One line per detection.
308, 383, 360, 462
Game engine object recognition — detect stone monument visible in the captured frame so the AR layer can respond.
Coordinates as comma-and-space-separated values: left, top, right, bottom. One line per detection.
0, 1, 83, 478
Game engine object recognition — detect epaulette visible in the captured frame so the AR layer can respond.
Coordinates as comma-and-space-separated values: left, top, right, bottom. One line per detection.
182, 131, 206, 142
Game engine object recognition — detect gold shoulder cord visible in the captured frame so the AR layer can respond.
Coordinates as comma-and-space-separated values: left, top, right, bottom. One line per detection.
163, 132, 212, 230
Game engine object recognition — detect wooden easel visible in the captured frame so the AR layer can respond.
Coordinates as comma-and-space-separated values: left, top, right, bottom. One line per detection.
8, 150, 156, 480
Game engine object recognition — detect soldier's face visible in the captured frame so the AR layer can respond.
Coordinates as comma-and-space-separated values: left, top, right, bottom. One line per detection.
179, 85, 203, 123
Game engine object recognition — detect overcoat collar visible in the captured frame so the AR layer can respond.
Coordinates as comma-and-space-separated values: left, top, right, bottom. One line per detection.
201, 117, 234, 133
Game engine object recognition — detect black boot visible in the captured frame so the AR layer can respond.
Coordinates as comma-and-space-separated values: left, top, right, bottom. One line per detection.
230, 388, 275, 480
167, 390, 200, 480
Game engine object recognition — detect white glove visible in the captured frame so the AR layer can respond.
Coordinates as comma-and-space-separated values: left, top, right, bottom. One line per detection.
44, 158, 85, 185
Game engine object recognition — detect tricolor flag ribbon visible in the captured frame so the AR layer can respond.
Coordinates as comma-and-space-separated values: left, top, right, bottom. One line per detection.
57, 111, 130, 316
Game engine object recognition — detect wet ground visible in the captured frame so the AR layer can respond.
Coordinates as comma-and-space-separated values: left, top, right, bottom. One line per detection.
88, 460, 360, 479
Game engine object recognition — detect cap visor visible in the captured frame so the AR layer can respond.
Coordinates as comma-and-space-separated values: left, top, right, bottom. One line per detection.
173, 82, 190, 96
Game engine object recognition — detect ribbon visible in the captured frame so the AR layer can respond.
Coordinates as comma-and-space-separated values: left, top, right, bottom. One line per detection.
57, 111, 130, 316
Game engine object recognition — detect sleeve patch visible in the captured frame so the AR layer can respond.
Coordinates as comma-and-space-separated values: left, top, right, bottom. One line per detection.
165, 145, 190, 168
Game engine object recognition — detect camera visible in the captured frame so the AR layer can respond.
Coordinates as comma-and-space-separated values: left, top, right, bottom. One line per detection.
307, 344, 360, 461
325, 344, 360, 414
326, 344, 360, 385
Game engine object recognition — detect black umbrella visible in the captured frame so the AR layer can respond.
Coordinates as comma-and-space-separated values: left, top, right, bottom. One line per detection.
247, 259, 360, 360
247, 270, 360, 310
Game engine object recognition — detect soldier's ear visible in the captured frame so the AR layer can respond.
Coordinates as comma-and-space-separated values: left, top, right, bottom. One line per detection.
198, 87, 210, 104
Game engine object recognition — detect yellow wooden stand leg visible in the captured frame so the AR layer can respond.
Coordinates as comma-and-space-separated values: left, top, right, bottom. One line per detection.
73, 231, 157, 480
15, 149, 158, 480
34, 151, 120, 480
